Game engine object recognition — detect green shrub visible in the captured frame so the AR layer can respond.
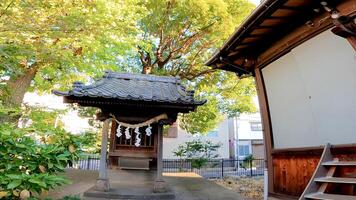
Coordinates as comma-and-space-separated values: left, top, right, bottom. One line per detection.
0, 123, 80, 199
173, 140, 221, 169
239, 154, 254, 169
60, 195, 81, 200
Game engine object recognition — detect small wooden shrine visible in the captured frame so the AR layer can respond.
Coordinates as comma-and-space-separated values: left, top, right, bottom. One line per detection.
53, 71, 205, 192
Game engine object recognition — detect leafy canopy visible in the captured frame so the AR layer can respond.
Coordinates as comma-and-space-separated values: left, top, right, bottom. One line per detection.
128, 0, 257, 133
0, 0, 257, 133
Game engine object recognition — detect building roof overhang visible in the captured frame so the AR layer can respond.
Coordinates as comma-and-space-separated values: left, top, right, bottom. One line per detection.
205, 0, 352, 76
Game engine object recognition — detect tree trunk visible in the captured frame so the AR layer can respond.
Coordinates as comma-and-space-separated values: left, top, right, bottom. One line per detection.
1, 67, 38, 123
4, 67, 37, 107
142, 65, 153, 74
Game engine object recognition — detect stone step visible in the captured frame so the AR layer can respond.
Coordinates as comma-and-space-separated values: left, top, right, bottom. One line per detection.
314, 177, 356, 184
322, 161, 356, 166
305, 192, 356, 200
83, 187, 175, 200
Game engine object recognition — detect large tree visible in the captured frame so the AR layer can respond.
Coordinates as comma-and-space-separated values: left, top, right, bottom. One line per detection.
1, 0, 257, 133
131, 0, 256, 133
135, 0, 254, 77
0, 0, 140, 107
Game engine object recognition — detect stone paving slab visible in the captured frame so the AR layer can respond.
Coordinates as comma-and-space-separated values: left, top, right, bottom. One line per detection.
164, 173, 245, 200
47, 169, 246, 200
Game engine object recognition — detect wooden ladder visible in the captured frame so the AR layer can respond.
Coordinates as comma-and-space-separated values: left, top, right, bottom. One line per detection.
300, 143, 356, 200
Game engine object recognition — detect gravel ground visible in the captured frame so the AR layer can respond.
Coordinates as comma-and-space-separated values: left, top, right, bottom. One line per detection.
214, 177, 264, 200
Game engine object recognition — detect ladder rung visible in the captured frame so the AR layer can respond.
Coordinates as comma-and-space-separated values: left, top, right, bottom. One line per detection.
314, 177, 356, 184
322, 161, 356, 166
305, 192, 356, 200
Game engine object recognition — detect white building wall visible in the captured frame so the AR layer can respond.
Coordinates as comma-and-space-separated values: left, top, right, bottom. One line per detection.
234, 113, 263, 159
163, 119, 230, 159
262, 29, 356, 149
236, 113, 263, 140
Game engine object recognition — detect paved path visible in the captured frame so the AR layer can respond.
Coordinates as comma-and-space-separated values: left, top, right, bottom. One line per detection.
47, 169, 246, 200
164, 173, 246, 200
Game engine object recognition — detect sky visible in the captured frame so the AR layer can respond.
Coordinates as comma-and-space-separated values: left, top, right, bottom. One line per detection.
23, 93, 91, 134
251, 0, 261, 5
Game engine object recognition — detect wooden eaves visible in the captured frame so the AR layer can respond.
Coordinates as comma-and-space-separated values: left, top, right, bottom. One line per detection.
205, 0, 347, 75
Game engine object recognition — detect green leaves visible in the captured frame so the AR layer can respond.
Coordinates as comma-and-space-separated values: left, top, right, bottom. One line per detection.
1, 0, 257, 135
173, 140, 221, 169
0, 0, 140, 101
28, 178, 46, 188
180, 97, 223, 134
5, 174, 22, 180
7, 180, 22, 189
0, 122, 78, 199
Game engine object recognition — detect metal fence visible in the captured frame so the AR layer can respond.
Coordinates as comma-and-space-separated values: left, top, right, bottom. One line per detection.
69, 154, 101, 171
163, 158, 265, 179
69, 155, 264, 179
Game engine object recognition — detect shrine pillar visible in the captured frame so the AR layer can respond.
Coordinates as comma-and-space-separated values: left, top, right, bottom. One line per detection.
96, 118, 110, 191
154, 124, 166, 193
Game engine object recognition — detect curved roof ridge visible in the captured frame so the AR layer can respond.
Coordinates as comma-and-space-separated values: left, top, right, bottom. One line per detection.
104, 71, 181, 84
52, 71, 206, 106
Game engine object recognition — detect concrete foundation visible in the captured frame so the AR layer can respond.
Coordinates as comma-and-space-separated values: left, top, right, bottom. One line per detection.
84, 170, 174, 200
153, 179, 167, 193
95, 178, 110, 192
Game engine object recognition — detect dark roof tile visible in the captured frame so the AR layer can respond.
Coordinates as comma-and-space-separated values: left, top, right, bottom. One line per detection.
53, 71, 205, 106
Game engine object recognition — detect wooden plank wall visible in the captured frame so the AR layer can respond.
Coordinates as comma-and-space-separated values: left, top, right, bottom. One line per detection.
273, 154, 320, 196
273, 151, 356, 197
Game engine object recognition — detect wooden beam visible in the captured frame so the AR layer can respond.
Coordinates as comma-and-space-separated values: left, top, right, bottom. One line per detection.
267, 15, 295, 20
255, 25, 280, 29
246, 33, 271, 38
346, 36, 356, 51
256, 13, 333, 69
239, 41, 256, 46
109, 120, 117, 152
255, 0, 355, 69
254, 68, 274, 194
272, 143, 356, 156
280, 5, 308, 11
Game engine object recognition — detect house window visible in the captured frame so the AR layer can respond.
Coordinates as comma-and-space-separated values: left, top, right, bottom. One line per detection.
207, 130, 218, 137
250, 122, 262, 131
238, 145, 250, 156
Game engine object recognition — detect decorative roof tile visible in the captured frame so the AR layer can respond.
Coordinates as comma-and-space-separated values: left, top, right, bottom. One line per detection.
53, 71, 205, 106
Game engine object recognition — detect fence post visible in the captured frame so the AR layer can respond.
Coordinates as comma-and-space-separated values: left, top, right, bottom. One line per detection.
87, 156, 91, 170
250, 159, 253, 177
221, 159, 224, 179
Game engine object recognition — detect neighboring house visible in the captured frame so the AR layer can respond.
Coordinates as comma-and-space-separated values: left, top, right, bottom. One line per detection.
229, 113, 264, 160
163, 120, 230, 159
163, 112, 264, 160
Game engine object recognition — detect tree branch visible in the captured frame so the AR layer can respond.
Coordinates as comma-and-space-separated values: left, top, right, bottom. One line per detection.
138, 46, 153, 74
0, 0, 15, 19
181, 68, 217, 81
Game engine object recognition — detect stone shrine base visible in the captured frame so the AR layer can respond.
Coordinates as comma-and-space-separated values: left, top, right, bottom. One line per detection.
83, 169, 175, 200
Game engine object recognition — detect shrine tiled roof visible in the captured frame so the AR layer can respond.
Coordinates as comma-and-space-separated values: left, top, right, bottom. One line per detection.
53, 71, 206, 106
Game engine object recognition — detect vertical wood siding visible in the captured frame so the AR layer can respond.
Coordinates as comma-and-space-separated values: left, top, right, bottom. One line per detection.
273, 152, 356, 196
